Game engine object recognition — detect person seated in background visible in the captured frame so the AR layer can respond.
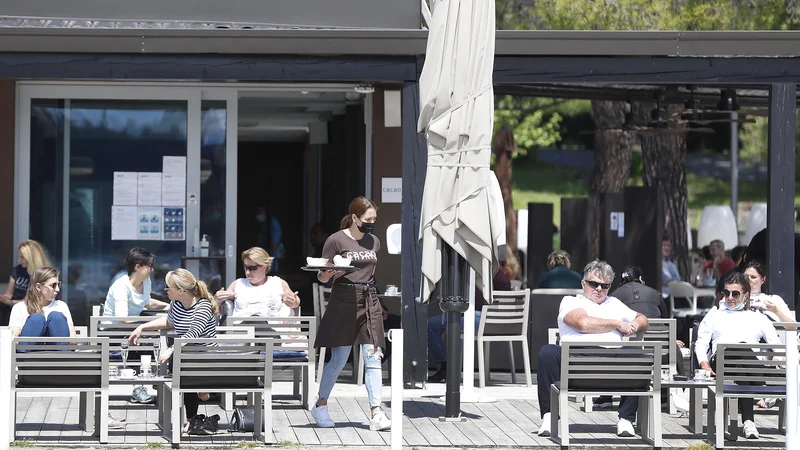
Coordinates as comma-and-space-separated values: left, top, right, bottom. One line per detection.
427, 267, 511, 382
215, 247, 301, 323
731, 245, 748, 266
536, 260, 648, 438
499, 244, 522, 282
661, 236, 681, 297
706, 239, 736, 280
536, 250, 582, 289
0, 239, 52, 326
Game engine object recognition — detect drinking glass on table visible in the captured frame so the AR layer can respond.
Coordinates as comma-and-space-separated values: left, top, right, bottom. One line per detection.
152, 340, 161, 376
120, 343, 129, 370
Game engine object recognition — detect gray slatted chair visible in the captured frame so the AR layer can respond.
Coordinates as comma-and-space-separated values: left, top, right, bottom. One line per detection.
90, 315, 165, 371
163, 337, 274, 445
225, 316, 316, 409
476, 289, 532, 387
644, 319, 678, 414
550, 340, 663, 447
707, 343, 789, 448
11, 336, 110, 443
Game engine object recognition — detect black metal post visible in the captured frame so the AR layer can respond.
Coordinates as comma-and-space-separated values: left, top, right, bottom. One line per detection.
439, 245, 469, 419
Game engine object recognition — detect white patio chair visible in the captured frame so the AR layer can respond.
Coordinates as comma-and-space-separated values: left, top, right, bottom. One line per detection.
476, 289, 531, 387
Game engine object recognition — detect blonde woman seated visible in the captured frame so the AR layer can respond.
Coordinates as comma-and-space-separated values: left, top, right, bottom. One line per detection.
8, 266, 76, 339
695, 271, 781, 440
215, 247, 300, 320
1, 240, 52, 326
128, 268, 218, 435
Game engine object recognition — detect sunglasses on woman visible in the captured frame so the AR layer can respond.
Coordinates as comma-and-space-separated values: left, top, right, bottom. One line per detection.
584, 279, 611, 290
43, 281, 61, 290
721, 289, 743, 299
244, 265, 262, 272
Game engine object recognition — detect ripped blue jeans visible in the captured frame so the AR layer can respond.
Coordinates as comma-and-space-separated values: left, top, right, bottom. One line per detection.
318, 344, 383, 407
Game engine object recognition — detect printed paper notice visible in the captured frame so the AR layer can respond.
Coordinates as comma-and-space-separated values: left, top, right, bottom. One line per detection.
617, 212, 625, 238
137, 207, 162, 240
162, 156, 186, 206
111, 206, 137, 240
112, 172, 138, 206
137, 173, 162, 206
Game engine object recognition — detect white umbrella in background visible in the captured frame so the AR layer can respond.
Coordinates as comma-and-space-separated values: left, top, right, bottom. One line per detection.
418, 0, 501, 303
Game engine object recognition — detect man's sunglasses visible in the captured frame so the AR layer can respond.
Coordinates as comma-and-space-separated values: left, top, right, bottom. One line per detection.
721, 289, 743, 299
584, 279, 611, 290
244, 265, 262, 272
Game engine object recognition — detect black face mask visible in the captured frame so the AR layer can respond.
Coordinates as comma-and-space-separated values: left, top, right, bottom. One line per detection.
357, 220, 375, 234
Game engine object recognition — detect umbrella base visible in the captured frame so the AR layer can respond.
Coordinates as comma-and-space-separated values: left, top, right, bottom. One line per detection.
438, 415, 467, 423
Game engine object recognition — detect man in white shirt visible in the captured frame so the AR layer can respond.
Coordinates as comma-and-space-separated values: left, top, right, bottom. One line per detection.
537, 260, 649, 438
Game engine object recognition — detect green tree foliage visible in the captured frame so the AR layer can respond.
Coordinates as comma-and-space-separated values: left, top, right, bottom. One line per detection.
497, 0, 800, 31
494, 96, 562, 156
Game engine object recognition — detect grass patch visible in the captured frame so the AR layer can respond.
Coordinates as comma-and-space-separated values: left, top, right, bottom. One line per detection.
685, 443, 715, 450
278, 440, 301, 447
145, 443, 164, 449
10, 440, 33, 448
238, 440, 262, 448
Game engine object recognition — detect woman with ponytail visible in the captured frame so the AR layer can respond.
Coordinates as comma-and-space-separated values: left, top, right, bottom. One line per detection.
311, 196, 391, 432
129, 268, 218, 434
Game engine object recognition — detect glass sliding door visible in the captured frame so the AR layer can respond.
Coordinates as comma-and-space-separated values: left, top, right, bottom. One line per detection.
18, 84, 238, 326
19, 85, 200, 326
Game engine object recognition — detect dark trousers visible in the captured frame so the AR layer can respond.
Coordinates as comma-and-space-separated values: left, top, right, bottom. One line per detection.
537, 344, 638, 422
167, 357, 203, 420
710, 350, 763, 423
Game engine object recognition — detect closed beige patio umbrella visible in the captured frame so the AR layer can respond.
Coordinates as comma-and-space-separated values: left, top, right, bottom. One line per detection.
417, 0, 502, 418
418, 0, 501, 304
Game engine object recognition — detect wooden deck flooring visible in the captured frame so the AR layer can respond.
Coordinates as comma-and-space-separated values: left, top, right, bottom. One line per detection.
11, 370, 789, 449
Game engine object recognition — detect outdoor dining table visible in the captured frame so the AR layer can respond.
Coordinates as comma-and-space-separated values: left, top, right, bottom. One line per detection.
662, 378, 715, 432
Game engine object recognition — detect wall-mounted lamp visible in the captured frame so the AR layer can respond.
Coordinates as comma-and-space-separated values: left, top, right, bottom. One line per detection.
717, 89, 739, 111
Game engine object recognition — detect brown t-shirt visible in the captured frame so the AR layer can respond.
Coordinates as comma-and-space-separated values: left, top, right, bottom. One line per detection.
322, 230, 381, 284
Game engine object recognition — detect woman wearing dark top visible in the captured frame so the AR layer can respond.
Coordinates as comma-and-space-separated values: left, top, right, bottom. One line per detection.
611, 266, 668, 319
311, 197, 391, 432
129, 268, 218, 434
0, 240, 52, 326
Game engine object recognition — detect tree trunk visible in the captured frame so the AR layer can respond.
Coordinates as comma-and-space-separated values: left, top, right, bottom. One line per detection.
589, 100, 635, 259
634, 102, 691, 280
492, 128, 518, 252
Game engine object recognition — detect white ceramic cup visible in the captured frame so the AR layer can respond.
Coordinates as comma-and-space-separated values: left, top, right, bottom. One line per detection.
120, 368, 136, 378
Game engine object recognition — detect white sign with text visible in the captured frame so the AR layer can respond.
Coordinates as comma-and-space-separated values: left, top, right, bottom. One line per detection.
382, 178, 402, 203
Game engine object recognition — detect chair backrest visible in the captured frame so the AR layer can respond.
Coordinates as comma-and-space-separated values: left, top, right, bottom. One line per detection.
668, 281, 696, 312
225, 316, 316, 362
217, 326, 255, 338
312, 283, 332, 323
478, 289, 531, 338
12, 336, 109, 389
560, 340, 661, 393
509, 280, 523, 291
643, 319, 677, 374
89, 315, 163, 353
172, 337, 273, 390
715, 343, 789, 394
548, 327, 560, 345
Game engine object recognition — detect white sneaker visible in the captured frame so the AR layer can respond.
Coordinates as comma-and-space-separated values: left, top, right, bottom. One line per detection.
107, 414, 126, 429
617, 418, 635, 437
743, 420, 760, 439
311, 404, 335, 428
537, 412, 551, 436
369, 409, 391, 431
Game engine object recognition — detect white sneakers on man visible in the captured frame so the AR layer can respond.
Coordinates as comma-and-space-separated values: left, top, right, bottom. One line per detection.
311, 404, 335, 428
617, 418, 635, 437
537, 412, 551, 436
743, 420, 760, 439
369, 409, 392, 431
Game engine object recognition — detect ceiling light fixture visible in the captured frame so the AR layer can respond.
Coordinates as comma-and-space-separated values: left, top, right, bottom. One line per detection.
354, 83, 375, 94
717, 89, 739, 111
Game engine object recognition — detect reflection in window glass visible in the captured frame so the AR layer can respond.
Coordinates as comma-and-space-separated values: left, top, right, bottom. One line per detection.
30, 99, 189, 325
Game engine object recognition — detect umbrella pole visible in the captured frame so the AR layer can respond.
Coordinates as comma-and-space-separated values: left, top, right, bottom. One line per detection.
439, 245, 469, 420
